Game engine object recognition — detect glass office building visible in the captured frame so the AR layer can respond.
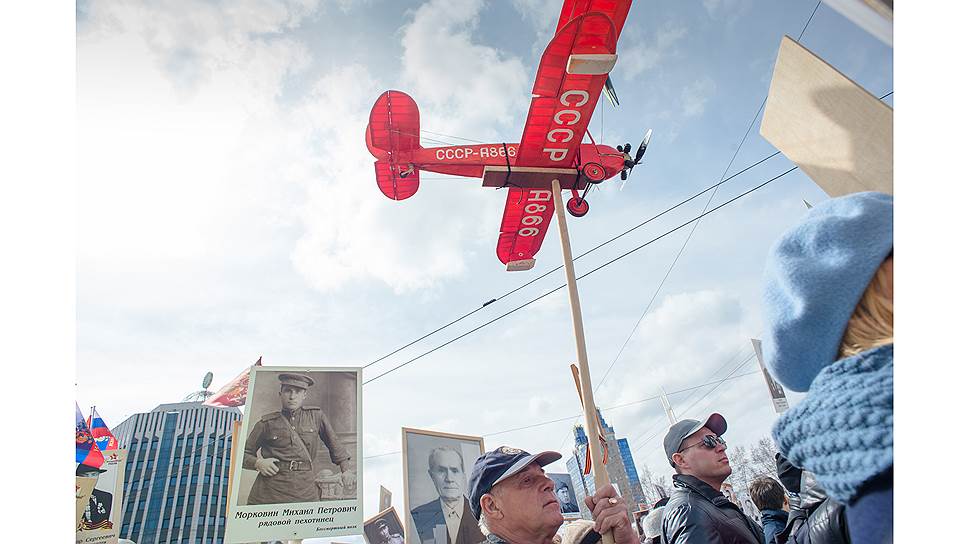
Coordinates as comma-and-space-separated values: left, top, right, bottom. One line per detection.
617, 437, 647, 507
564, 410, 648, 520
112, 401, 242, 543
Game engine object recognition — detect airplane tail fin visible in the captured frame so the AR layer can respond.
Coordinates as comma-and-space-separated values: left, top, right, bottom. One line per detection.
366, 90, 421, 200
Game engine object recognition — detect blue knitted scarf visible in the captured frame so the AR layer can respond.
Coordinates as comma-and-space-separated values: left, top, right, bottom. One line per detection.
772, 344, 893, 504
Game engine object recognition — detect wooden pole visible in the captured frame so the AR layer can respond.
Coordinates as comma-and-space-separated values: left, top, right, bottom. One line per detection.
551, 179, 615, 544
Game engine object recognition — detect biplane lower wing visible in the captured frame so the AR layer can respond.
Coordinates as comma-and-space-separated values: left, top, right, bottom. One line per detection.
496, 187, 557, 271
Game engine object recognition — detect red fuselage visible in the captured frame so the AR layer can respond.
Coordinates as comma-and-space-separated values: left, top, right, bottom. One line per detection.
394, 143, 627, 181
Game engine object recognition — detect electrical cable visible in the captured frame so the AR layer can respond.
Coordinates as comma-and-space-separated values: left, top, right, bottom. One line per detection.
592, 0, 825, 397
632, 353, 757, 455
361, 150, 782, 371
420, 129, 487, 144
361, 367, 761, 460
362, 165, 797, 385
626, 343, 756, 449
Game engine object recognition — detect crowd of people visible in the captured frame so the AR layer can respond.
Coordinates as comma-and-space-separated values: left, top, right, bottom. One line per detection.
458, 191, 892, 544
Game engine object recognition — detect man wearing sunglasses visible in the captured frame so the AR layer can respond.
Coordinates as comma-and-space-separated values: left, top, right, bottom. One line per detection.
660, 413, 764, 544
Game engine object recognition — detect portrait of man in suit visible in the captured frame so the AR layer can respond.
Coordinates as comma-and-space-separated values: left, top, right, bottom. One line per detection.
410, 446, 484, 544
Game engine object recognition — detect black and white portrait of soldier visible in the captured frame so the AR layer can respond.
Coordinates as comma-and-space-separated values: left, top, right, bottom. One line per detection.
239, 369, 359, 506
403, 428, 485, 544
547, 473, 580, 514
363, 507, 406, 544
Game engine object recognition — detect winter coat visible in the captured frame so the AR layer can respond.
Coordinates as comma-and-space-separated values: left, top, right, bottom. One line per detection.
759, 509, 788, 544
775, 471, 849, 544
661, 474, 764, 544
773, 345, 892, 544
844, 468, 892, 544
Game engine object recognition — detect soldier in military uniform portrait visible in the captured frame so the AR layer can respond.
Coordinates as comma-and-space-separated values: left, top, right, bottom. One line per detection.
363, 509, 406, 544
375, 518, 405, 544
77, 463, 112, 527
551, 476, 579, 514
242, 372, 356, 505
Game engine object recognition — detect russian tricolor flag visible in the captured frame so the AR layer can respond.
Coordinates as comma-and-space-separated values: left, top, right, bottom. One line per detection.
76, 402, 104, 468
88, 407, 118, 451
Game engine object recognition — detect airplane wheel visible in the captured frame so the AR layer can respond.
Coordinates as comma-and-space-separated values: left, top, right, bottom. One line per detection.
567, 197, 589, 217
582, 162, 606, 184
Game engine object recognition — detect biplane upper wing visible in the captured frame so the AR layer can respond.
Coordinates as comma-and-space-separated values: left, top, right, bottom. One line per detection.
516, 0, 632, 168
496, 0, 632, 271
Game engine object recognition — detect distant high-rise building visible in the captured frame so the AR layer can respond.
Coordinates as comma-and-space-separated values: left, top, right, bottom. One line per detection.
112, 401, 242, 544
565, 410, 648, 520
616, 437, 647, 507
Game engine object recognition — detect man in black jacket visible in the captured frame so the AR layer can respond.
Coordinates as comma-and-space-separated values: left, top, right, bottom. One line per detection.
660, 413, 764, 544
773, 453, 849, 544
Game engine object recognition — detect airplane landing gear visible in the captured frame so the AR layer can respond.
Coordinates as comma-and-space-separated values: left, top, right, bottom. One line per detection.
566, 195, 589, 217
582, 162, 606, 184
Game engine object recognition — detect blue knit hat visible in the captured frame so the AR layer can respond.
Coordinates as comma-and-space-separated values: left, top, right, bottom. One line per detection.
761, 192, 893, 392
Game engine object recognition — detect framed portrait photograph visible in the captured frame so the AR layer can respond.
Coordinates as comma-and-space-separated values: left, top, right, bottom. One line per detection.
547, 473, 581, 518
402, 427, 485, 544
364, 506, 406, 544
224, 366, 362, 543
76, 449, 127, 543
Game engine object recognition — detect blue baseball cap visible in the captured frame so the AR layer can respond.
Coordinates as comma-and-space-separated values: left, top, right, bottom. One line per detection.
467, 446, 562, 520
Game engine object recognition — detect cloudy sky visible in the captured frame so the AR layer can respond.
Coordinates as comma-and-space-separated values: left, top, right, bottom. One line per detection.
74, 0, 892, 539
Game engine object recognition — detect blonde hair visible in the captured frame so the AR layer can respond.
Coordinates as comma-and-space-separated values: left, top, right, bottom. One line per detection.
839, 255, 893, 357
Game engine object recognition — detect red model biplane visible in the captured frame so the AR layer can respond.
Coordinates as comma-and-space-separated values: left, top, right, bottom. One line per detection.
365, 0, 649, 271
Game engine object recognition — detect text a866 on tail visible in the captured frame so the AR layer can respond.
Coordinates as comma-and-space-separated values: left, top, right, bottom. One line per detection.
364, 0, 651, 272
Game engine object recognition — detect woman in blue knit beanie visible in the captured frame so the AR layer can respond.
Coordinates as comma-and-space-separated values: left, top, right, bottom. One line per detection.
760, 191, 893, 544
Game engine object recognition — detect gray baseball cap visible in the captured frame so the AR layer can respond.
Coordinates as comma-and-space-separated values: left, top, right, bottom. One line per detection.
662, 413, 727, 467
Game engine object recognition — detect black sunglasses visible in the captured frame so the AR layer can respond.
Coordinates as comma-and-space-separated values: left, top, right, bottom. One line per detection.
679, 434, 727, 452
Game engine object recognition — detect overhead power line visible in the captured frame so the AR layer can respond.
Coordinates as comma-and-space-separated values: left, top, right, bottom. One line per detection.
626, 343, 756, 449
592, 0, 826, 398
361, 367, 761, 461
632, 353, 757, 455
362, 150, 782, 372
362, 165, 797, 385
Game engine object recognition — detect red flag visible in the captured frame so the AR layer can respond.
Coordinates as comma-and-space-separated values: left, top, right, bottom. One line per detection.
203, 356, 262, 407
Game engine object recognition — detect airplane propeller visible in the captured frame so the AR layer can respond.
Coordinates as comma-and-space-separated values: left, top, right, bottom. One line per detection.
603, 75, 620, 107
618, 128, 653, 187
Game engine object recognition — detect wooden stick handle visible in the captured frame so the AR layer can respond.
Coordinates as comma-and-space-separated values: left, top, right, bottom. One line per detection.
552, 179, 615, 544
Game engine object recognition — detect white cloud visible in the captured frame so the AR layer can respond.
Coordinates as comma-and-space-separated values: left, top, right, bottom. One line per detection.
289, 0, 533, 293
80, 0, 319, 95
401, 0, 530, 134
288, 64, 479, 293
77, 0, 319, 272
78, 0, 533, 295
528, 395, 553, 417
680, 76, 717, 117
620, 22, 689, 79
510, 0, 561, 35
587, 286, 809, 480
702, 0, 753, 18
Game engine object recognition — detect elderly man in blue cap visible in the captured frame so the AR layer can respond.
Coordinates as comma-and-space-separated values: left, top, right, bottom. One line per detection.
466, 446, 637, 544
